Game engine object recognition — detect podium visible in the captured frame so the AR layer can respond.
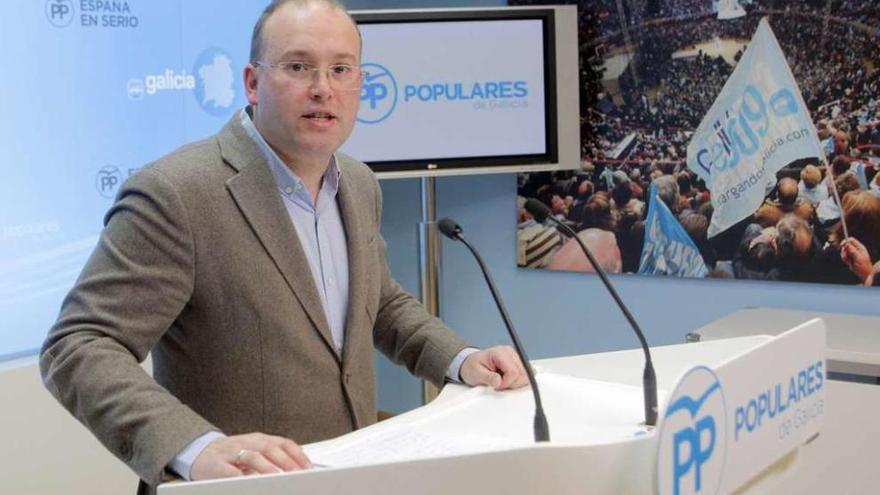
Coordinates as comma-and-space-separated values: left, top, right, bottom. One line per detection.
159, 319, 833, 495
688, 307, 880, 379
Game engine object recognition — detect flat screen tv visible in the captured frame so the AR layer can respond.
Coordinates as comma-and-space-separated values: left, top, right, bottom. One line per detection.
346, 6, 580, 177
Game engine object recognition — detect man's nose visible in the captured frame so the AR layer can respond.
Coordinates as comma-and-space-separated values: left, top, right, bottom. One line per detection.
309, 69, 333, 98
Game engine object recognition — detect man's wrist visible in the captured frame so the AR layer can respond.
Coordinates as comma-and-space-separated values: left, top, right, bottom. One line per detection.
168, 430, 226, 481
446, 347, 480, 383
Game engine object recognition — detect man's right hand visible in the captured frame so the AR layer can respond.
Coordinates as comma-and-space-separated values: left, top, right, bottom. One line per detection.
190, 433, 313, 480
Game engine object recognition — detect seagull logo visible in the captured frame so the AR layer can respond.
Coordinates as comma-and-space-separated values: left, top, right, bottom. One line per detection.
657, 366, 727, 495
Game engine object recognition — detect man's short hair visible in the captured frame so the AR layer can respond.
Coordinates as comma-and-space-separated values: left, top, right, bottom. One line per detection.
800, 164, 822, 188
746, 241, 777, 272
777, 177, 799, 206
835, 172, 861, 199
680, 212, 709, 243
250, 0, 359, 64
576, 179, 594, 199
652, 175, 680, 213
611, 183, 632, 208
838, 191, 880, 261
831, 155, 851, 177
676, 172, 692, 195
575, 192, 616, 231
776, 214, 814, 259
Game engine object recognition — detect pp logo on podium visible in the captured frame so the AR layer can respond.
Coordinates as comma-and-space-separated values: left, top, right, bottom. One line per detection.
657, 366, 727, 495
357, 63, 397, 124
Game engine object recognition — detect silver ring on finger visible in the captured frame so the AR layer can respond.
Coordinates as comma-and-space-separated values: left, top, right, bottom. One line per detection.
236, 449, 251, 464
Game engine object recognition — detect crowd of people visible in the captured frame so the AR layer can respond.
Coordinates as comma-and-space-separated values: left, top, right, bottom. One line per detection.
755, 0, 880, 30
513, 0, 880, 286
557, 2, 879, 163
619, 53, 734, 129
598, 12, 879, 162
518, 156, 880, 285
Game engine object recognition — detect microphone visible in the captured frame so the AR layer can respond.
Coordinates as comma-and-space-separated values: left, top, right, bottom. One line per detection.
438, 218, 550, 442
525, 198, 658, 427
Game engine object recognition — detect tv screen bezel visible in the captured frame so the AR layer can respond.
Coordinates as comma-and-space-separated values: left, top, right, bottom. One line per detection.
350, 8, 559, 175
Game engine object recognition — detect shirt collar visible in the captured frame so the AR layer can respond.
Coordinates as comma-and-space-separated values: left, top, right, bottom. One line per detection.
239, 108, 341, 201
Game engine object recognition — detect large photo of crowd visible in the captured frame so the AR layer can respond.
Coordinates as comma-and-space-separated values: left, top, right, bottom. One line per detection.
514, 0, 880, 286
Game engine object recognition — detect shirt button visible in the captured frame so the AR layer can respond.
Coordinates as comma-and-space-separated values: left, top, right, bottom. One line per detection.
284, 186, 293, 195
295, 183, 303, 191
327, 277, 334, 286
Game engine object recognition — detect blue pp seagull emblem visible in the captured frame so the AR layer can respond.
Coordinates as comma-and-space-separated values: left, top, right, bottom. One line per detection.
665, 382, 721, 418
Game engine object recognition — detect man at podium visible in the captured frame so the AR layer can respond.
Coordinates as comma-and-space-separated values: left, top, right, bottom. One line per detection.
39, 0, 528, 492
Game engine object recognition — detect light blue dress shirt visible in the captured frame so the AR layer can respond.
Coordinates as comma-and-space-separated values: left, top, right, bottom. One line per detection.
243, 111, 350, 353
169, 110, 476, 480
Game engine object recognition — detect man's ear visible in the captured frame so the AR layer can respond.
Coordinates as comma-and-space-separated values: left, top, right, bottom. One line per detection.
244, 64, 259, 106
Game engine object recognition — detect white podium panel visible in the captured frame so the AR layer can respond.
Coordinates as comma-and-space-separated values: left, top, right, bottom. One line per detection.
159, 442, 658, 495
160, 321, 831, 495
656, 320, 825, 495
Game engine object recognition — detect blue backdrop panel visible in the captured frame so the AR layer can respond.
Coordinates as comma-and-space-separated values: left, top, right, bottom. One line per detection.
1, 0, 191, 357
179, 1, 260, 141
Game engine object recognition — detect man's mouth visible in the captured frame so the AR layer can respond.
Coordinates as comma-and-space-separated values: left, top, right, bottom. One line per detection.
303, 112, 336, 121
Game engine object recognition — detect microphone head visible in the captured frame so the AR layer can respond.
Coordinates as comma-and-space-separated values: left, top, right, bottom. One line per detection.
437, 218, 463, 240
524, 198, 551, 222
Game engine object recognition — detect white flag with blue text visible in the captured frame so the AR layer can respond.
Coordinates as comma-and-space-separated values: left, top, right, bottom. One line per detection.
639, 184, 709, 278
687, 18, 824, 237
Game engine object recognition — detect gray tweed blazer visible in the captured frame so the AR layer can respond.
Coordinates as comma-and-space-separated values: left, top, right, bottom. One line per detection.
40, 113, 469, 488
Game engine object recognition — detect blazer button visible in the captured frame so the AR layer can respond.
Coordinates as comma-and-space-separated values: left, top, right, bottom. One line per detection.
344, 373, 351, 385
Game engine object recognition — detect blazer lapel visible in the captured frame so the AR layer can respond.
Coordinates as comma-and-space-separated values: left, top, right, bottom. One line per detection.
337, 163, 368, 368
218, 117, 338, 358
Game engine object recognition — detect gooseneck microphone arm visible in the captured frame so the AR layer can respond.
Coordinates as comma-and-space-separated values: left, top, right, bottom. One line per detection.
437, 218, 550, 442
525, 199, 658, 426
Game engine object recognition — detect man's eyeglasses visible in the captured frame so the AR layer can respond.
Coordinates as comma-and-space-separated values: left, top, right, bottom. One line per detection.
255, 61, 365, 91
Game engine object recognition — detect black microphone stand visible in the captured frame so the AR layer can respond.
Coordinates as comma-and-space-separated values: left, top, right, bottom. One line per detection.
525, 199, 658, 426
438, 218, 550, 442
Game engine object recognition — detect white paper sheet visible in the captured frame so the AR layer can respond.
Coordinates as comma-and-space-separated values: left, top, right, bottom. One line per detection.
305, 424, 525, 468
304, 372, 664, 469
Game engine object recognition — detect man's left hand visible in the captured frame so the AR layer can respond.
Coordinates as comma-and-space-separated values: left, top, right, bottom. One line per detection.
459, 345, 529, 390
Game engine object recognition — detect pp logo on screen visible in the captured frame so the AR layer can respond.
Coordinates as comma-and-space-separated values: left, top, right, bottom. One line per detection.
46, 0, 75, 28
193, 48, 237, 117
96, 166, 123, 199
657, 366, 727, 495
357, 63, 397, 124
